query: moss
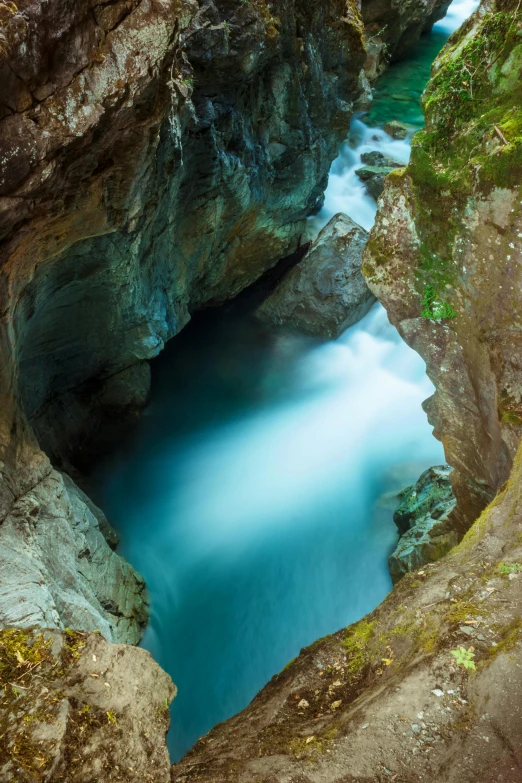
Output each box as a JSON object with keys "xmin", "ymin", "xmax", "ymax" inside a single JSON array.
[
  {"xmin": 62, "ymin": 628, "xmax": 87, "ymax": 665},
  {"xmin": 343, "ymin": 619, "xmax": 375, "ymax": 674},
  {"xmin": 287, "ymin": 727, "xmax": 338, "ymax": 762},
  {"xmin": 444, "ymin": 600, "xmax": 481, "ymax": 626},
  {"xmin": 486, "ymin": 617, "xmax": 522, "ymax": 664}
]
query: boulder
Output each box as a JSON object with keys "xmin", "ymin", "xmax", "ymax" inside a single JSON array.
[
  {"xmin": 388, "ymin": 465, "xmax": 458, "ymax": 584},
  {"xmin": 383, "ymin": 119, "xmax": 416, "ymax": 139},
  {"xmin": 256, "ymin": 214, "xmax": 375, "ymax": 339}
]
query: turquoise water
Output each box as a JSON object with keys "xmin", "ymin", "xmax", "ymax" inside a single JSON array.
[{"xmin": 95, "ymin": 0, "xmax": 476, "ymax": 762}]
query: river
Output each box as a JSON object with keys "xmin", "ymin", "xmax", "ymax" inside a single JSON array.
[{"xmin": 94, "ymin": 0, "xmax": 478, "ymax": 762}]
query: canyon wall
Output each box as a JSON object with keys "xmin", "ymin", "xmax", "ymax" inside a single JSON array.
[
  {"xmin": 364, "ymin": 0, "xmax": 522, "ymax": 530},
  {"xmin": 0, "ymin": 0, "xmax": 449, "ymax": 638}
]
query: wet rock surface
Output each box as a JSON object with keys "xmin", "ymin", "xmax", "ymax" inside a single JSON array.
[
  {"xmin": 389, "ymin": 465, "xmax": 458, "ymax": 583},
  {"xmin": 355, "ymin": 150, "xmax": 404, "ymax": 199},
  {"xmin": 256, "ymin": 213, "xmax": 375, "ymax": 338}
]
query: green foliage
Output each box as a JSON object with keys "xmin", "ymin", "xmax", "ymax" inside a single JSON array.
[
  {"xmin": 343, "ymin": 619, "xmax": 374, "ymax": 673},
  {"xmin": 499, "ymin": 562, "xmax": 522, "ymax": 575},
  {"xmin": 451, "ymin": 646, "xmax": 476, "ymax": 670},
  {"xmin": 420, "ymin": 285, "xmax": 456, "ymax": 320},
  {"xmin": 425, "ymin": 9, "xmax": 522, "ymax": 137}
]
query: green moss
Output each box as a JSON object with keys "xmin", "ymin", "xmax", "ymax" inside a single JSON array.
[
  {"xmin": 287, "ymin": 727, "xmax": 338, "ymax": 761},
  {"xmin": 343, "ymin": 619, "xmax": 375, "ymax": 674},
  {"xmin": 444, "ymin": 600, "xmax": 481, "ymax": 625},
  {"xmin": 486, "ymin": 617, "xmax": 522, "ymax": 663}
]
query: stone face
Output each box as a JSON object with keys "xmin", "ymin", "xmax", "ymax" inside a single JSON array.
[
  {"xmin": 256, "ymin": 213, "xmax": 375, "ymax": 338},
  {"xmin": 172, "ymin": 441, "xmax": 522, "ymax": 782},
  {"xmin": 355, "ymin": 162, "xmax": 402, "ymax": 199},
  {"xmin": 363, "ymin": 0, "xmax": 522, "ymax": 530},
  {"xmin": 361, "ymin": 0, "xmax": 451, "ymax": 70},
  {"xmin": 0, "ymin": 466, "xmax": 148, "ymax": 644},
  {"xmin": 383, "ymin": 119, "xmax": 416, "ymax": 139},
  {"xmin": 0, "ymin": 628, "xmax": 175, "ymax": 782},
  {"xmin": 389, "ymin": 465, "xmax": 458, "ymax": 584}
]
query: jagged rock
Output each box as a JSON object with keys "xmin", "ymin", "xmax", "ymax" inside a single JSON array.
[
  {"xmin": 356, "ymin": 151, "xmax": 405, "ymax": 199},
  {"xmin": 0, "ymin": 628, "xmax": 175, "ymax": 782},
  {"xmin": 172, "ymin": 440, "xmax": 522, "ymax": 783},
  {"xmin": 0, "ymin": 467, "xmax": 148, "ymax": 644},
  {"xmin": 363, "ymin": 0, "xmax": 522, "ymax": 529},
  {"xmin": 361, "ymin": 0, "xmax": 451, "ymax": 75},
  {"xmin": 388, "ymin": 465, "xmax": 458, "ymax": 584},
  {"xmin": 360, "ymin": 151, "xmax": 405, "ymax": 168},
  {"xmin": 355, "ymin": 156, "xmax": 403, "ymax": 199},
  {"xmin": 256, "ymin": 213, "xmax": 375, "ymax": 339},
  {"xmin": 383, "ymin": 119, "xmax": 416, "ymax": 139}
]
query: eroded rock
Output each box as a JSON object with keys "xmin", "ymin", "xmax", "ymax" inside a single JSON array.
[{"xmin": 256, "ymin": 213, "xmax": 374, "ymax": 338}]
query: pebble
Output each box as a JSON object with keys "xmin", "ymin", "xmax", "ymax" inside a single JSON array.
[
  {"xmin": 431, "ymin": 689, "xmax": 444, "ymax": 697},
  {"xmin": 459, "ymin": 625, "xmax": 474, "ymax": 636},
  {"xmin": 411, "ymin": 724, "xmax": 420, "ymax": 734},
  {"xmin": 361, "ymin": 723, "xmax": 370, "ymax": 729}
]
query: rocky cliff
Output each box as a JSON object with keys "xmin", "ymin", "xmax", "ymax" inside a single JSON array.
[{"xmin": 364, "ymin": 0, "xmax": 522, "ymax": 531}]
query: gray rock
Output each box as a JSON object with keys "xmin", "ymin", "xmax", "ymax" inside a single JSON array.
[
  {"xmin": 389, "ymin": 466, "xmax": 459, "ymax": 584},
  {"xmin": 0, "ymin": 465, "xmax": 148, "ymax": 644},
  {"xmin": 360, "ymin": 151, "xmax": 405, "ymax": 168},
  {"xmin": 383, "ymin": 120, "xmax": 417, "ymax": 139},
  {"xmin": 355, "ymin": 164, "xmax": 401, "ymax": 200},
  {"xmin": 256, "ymin": 213, "xmax": 375, "ymax": 339}
]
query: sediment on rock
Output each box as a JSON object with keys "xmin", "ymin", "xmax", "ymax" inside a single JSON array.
[{"xmin": 0, "ymin": 628, "xmax": 175, "ymax": 782}]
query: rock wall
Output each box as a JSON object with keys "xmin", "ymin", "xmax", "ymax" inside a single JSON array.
[{"xmin": 363, "ymin": 0, "xmax": 522, "ymax": 530}]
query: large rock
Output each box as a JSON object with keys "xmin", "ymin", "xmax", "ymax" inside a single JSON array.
[
  {"xmin": 363, "ymin": 0, "xmax": 522, "ymax": 531},
  {"xmin": 355, "ymin": 154, "xmax": 404, "ymax": 199},
  {"xmin": 256, "ymin": 213, "xmax": 375, "ymax": 338},
  {"xmin": 0, "ymin": 628, "xmax": 175, "ymax": 782},
  {"xmin": 389, "ymin": 465, "xmax": 458, "ymax": 583},
  {"xmin": 0, "ymin": 466, "xmax": 148, "ymax": 644}
]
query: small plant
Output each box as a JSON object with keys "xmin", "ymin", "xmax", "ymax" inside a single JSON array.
[
  {"xmin": 499, "ymin": 562, "xmax": 522, "ymax": 574},
  {"xmin": 451, "ymin": 646, "xmax": 476, "ymax": 670},
  {"xmin": 420, "ymin": 284, "xmax": 456, "ymax": 320},
  {"xmin": 106, "ymin": 710, "xmax": 117, "ymax": 725}
]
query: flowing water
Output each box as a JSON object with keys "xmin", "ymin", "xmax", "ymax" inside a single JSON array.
[{"xmin": 95, "ymin": 0, "xmax": 478, "ymax": 762}]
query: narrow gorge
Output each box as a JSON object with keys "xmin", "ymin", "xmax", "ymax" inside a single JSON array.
[{"xmin": 0, "ymin": 0, "xmax": 521, "ymax": 781}]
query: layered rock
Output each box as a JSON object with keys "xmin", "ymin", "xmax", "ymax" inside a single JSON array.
[
  {"xmin": 0, "ymin": 627, "xmax": 175, "ymax": 782},
  {"xmin": 1, "ymin": 0, "xmax": 370, "ymax": 638},
  {"xmin": 256, "ymin": 213, "xmax": 374, "ymax": 338},
  {"xmin": 363, "ymin": 0, "xmax": 522, "ymax": 530},
  {"xmin": 0, "ymin": 469, "xmax": 148, "ymax": 643},
  {"xmin": 389, "ymin": 464, "xmax": 458, "ymax": 583},
  {"xmin": 172, "ymin": 441, "xmax": 522, "ymax": 782},
  {"xmin": 355, "ymin": 150, "xmax": 404, "ymax": 199}
]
